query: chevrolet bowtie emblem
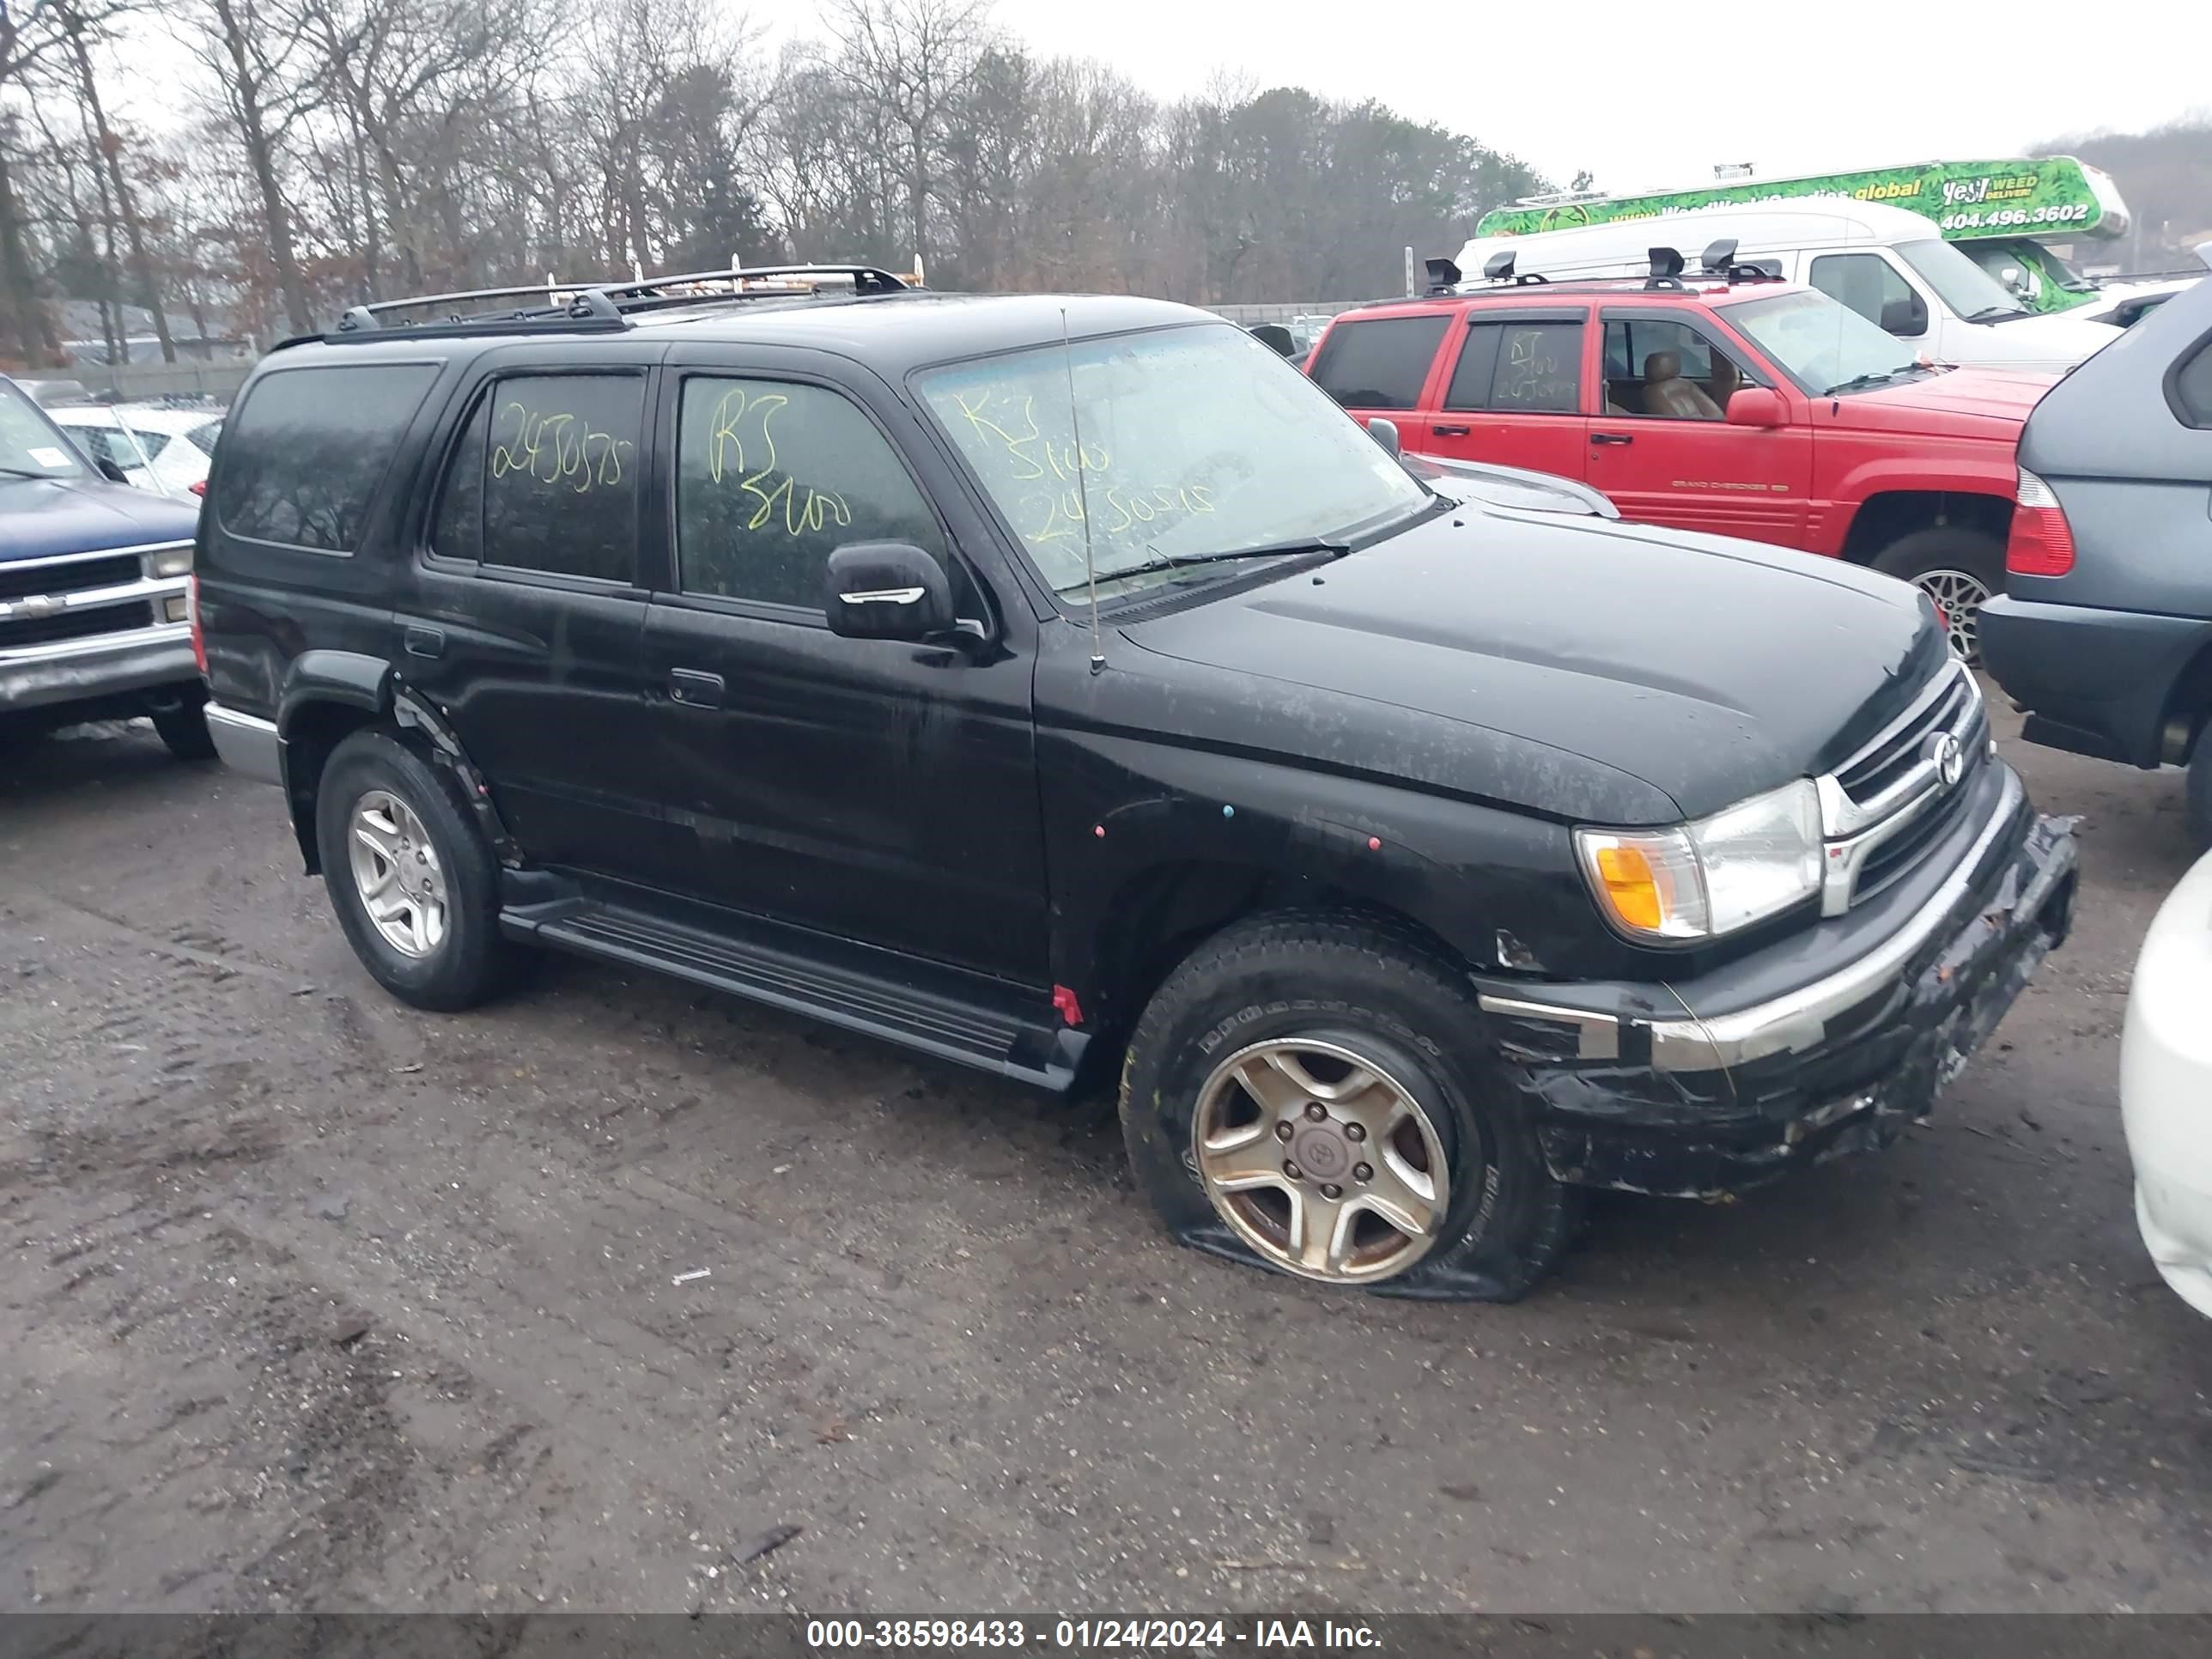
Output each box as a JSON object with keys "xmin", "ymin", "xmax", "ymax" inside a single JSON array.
[{"xmin": 7, "ymin": 594, "xmax": 64, "ymax": 620}]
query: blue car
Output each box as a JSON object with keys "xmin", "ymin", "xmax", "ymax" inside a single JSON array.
[{"xmin": 2, "ymin": 374, "xmax": 210, "ymax": 757}]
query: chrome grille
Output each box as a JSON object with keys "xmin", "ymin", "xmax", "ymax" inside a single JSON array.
[
  {"xmin": 1814, "ymin": 660, "xmax": 1988, "ymax": 915},
  {"xmin": 0, "ymin": 544, "xmax": 185, "ymax": 656}
]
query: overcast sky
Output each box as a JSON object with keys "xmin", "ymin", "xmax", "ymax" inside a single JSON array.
[{"xmin": 988, "ymin": 0, "xmax": 2208, "ymax": 189}]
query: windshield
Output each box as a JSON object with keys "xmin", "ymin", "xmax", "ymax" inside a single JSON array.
[
  {"xmin": 917, "ymin": 324, "xmax": 1428, "ymax": 597},
  {"xmin": 1894, "ymin": 238, "xmax": 2028, "ymax": 319},
  {"xmin": 1724, "ymin": 290, "xmax": 1923, "ymax": 395},
  {"xmin": 0, "ymin": 380, "xmax": 89, "ymax": 480}
]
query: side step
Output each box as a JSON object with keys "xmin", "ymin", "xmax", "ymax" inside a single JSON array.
[{"xmin": 501, "ymin": 896, "xmax": 1088, "ymax": 1091}]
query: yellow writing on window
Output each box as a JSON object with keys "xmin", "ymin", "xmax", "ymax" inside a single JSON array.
[
  {"xmin": 490, "ymin": 399, "xmax": 634, "ymax": 493},
  {"xmin": 951, "ymin": 388, "xmax": 1109, "ymax": 484},
  {"xmin": 701, "ymin": 386, "xmax": 853, "ymax": 538}
]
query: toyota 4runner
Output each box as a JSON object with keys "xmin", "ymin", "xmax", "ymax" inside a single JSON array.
[{"xmin": 196, "ymin": 267, "xmax": 2079, "ymax": 1300}]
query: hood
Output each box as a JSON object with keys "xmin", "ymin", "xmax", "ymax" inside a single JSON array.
[
  {"xmin": 1830, "ymin": 366, "xmax": 2054, "ymax": 435},
  {"xmin": 1120, "ymin": 506, "xmax": 1949, "ymax": 824},
  {"xmin": 1972, "ymin": 307, "xmax": 2124, "ymax": 371},
  {"xmin": 0, "ymin": 475, "xmax": 199, "ymax": 563}
]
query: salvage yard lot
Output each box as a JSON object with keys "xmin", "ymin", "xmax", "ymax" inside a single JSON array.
[{"xmin": 3, "ymin": 699, "xmax": 2209, "ymax": 1613}]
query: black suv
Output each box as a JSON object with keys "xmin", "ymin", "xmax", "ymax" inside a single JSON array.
[{"xmin": 198, "ymin": 266, "xmax": 2080, "ymax": 1300}]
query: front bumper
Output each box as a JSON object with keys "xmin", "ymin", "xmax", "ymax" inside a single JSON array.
[
  {"xmin": 1477, "ymin": 762, "xmax": 2078, "ymax": 1195},
  {"xmin": 0, "ymin": 623, "xmax": 198, "ymax": 716},
  {"xmin": 2120, "ymin": 849, "xmax": 2212, "ymax": 1320}
]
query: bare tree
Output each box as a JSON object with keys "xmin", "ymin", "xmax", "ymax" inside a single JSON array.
[{"xmin": 52, "ymin": 0, "xmax": 177, "ymax": 359}]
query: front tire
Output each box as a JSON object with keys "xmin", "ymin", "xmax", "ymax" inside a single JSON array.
[
  {"xmin": 152, "ymin": 701, "xmax": 217, "ymax": 762},
  {"xmin": 2188, "ymin": 727, "xmax": 2212, "ymax": 855},
  {"xmin": 1118, "ymin": 913, "xmax": 1577, "ymax": 1301},
  {"xmin": 314, "ymin": 728, "xmax": 516, "ymax": 1012},
  {"xmin": 1873, "ymin": 527, "xmax": 2005, "ymax": 665}
]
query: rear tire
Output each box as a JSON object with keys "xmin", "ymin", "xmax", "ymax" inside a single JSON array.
[
  {"xmin": 315, "ymin": 727, "xmax": 517, "ymax": 1012},
  {"xmin": 1118, "ymin": 911, "xmax": 1578, "ymax": 1301},
  {"xmin": 1873, "ymin": 527, "xmax": 2004, "ymax": 665},
  {"xmin": 152, "ymin": 701, "xmax": 217, "ymax": 762}
]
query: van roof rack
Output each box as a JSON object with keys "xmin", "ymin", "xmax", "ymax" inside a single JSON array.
[{"xmin": 315, "ymin": 264, "xmax": 915, "ymax": 345}]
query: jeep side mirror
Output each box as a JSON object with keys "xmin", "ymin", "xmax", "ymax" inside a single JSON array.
[
  {"xmin": 96, "ymin": 457, "xmax": 131, "ymax": 484},
  {"xmin": 824, "ymin": 541, "xmax": 956, "ymax": 641},
  {"xmin": 1366, "ymin": 416, "xmax": 1401, "ymax": 459},
  {"xmin": 1725, "ymin": 387, "xmax": 1785, "ymax": 428},
  {"xmin": 1879, "ymin": 291, "xmax": 1929, "ymax": 337}
]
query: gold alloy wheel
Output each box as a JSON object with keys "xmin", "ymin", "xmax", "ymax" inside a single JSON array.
[{"xmin": 1192, "ymin": 1036, "xmax": 1450, "ymax": 1284}]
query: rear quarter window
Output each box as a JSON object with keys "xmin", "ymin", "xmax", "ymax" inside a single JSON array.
[
  {"xmin": 1309, "ymin": 315, "xmax": 1449, "ymax": 410},
  {"xmin": 215, "ymin": 363, "xmax": 438, "ymax": 551}
]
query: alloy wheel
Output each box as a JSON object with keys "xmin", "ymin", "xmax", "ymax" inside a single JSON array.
[
  {"xmin": 348, "ymin": 789, "xmax": 448, "ymax": 958},
  {"xmin": 1191, "ymin": 1036, "xmax": 1449, "ymax": 1284}
]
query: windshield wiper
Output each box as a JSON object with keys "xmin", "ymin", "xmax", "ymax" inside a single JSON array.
[
  {"xmin": 0, "ymin": 465, "xmax": 51, "ymax": 481},
  {"xmin": 1966, "ymin": 305, "xmax": 2031, "ymax": 324},
  {"xmin": 1823, "ymin": 368, "xmax": 1917, "ymax": 396},
  {"xmin": 1089, "ymin": 538, "xmax": 1351, "ymax": 587}
]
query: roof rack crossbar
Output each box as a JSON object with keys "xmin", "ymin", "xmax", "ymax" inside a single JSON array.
[{"xmin": 333, "ymin": 284, "xmax": 627, "ymax": 337}]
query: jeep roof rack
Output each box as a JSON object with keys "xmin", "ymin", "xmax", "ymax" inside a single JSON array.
[{"xmin": 312, "ymin": 264, "xmax": 915, "ymax": 347}]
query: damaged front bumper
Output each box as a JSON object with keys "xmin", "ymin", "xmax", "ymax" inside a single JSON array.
[{"xmin": 1476, "ymin": 762, "xmax": 2077, "ymax": 1196}]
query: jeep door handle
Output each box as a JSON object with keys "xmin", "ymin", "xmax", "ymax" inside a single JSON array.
[
  {"xmin": 1590, "ymin": 432, "xmax": 1634, "ymax": 447},
  {"xmin": 1431, "ymin": 422, "xmax": 1472, "ymax": 437},
  {"xmin": 403, "ymin": 625, "xmax": 445, "ymax": 659},
  {"xmin": 668, "ymin": 668, "xmax": 725, "ymax": 708}
]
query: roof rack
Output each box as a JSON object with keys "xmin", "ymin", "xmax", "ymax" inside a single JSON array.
[{"xmin": 315, "ymin": 264, "xmax": 915, "ymax": 346}]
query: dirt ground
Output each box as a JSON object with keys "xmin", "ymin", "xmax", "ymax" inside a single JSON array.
[{"xmin": 3, "ymin": 699, "xmax": 2209, "ymax": 1615}]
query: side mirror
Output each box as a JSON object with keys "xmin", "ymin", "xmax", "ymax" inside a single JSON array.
[
  {"xmin": 823, "ymin": 541, "xmax": 956, "ymax": 641},
  {"xmin": 1879, "ymin": 291, "xmax": 1929, "ymax": 337},
  {"xmin": 1725, "ymin": 387, "xmax": 1785, "ymax": 428},
  {"xmin": 1250, "ymin": 324, "xmax": 1296, "ymax": 358},
  {"xmin": 96, "ymin": 457, "xmax": 131, "ymax": 484},
  {"xmin": 1366, "ymin": 416, "xmax": 1401, "ymax": 459}
]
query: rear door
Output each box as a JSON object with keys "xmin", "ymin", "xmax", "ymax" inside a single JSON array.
[
  {"xmin": 1585, "ymin": 307, "xmax": 1812, "ymax": 545},
  {"xmin": 1422, "ymin": 307, "xmax": 1593, "ymax": 480},
  {"xmin": 392, "ymin": 347, "xmax": 669, "ymax": 879}
]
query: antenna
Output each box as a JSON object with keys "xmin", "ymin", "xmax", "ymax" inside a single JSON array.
[{"xmin": 1059, "ymin": 306, "xmax": 1105, "ymax": 675}]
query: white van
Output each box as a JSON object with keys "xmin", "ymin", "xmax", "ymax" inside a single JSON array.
[{"xmin": 1453, "ymin": 200, "xmax": 2122, "ymax": 374}]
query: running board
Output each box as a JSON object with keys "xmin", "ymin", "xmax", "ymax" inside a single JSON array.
[{"xmin": 501, "ymin": 896, "xmax": 1087, "ymax": 1091}]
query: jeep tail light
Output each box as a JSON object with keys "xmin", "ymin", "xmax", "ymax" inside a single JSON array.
[
  {"xmin": 2005, "ymin": 465, "xmax": 2075, "ymax": 577},
  {"xmin": 189, "ymin": 480, "xmax": 207, "ymax": 496},
  {"xmin": 190, "ymin": 573, "xmax": 207, "ymax": 677}
]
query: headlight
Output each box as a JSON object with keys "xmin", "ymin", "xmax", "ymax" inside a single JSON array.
[
  {"xmin": 145, "ymin": 546, "xmax": 192, "ymax": 578},
  {"xmin": 1575, "ymin": 779, "xmax": 1823, "ymax": 942}
]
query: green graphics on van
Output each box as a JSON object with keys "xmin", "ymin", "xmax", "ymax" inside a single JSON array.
[{"xmin": 1477, "ymin": 159, "xmax": 2121, "ymax": 245}]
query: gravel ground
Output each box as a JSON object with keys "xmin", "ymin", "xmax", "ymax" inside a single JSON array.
[{"xmin": 3, "ymin": 702, "xmax": 2209, "ymax": 1615}]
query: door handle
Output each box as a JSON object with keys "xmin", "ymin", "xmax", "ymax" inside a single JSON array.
[
  {"xmin": 1431, "ymin": 422, "xmax": 1471, "ymax": 437},
  {"xmin": 403, "ymin": 625, "xmax": 445, "ymax": 659},
  {"xmin": 668, "ymin": 668, "xmax": 725, "ymax": 708},
  {"xmin": 1590, "ymin": 432, "xmax": 1635, "ymax": 447}
]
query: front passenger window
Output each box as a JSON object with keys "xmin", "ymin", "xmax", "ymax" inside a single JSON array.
[{"xmin": 675, "ymin": 377, "xmax": 945, "ymax": 609}]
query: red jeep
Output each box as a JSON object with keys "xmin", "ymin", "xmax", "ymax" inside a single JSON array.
[{"xmin": 1305, "ymin": 265, "xmax": 2054, "ymax": 659}]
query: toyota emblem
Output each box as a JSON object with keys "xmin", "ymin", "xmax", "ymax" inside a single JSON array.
[{"xmin": 1929, "ymin": 731, "xmax": 1965, "ymax": 788}]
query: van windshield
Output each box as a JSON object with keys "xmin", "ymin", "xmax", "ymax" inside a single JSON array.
[
  {"xmin": 1894, "ymin": 238, "xmax": 2030, "ymax": 322},
  {"xmin": 0, "ymin": 380, "xmax": 89, "ymax": 481},
  {"xmin": 1724, "ymin": 290, "xmax": 1924, "ymax": 396},
  {"xmin": 917, "ymin": 324, "xmax": 1431, "ymax": 598}
]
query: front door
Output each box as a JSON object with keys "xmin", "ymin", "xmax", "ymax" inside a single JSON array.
[
  {"xmin": 640, "ymin": 357, "xmax": 1048, "ymax": 986},
  {"xmin": 393, "ymin": 359, "xmax": 665, "ymax": 878},
  {"xmin": 1419, "ymin": 308, "xmax": 1593, "ymax": 480},
  {"xmin": 1584, "ymin": 309, "xmax": 1812, "ymax": 546}
]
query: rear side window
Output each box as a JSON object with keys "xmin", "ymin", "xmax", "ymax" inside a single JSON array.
[
  {"xmin": 2176, "ymin": 337, "xmax": 2212, "ymax": 428},
  {"xmin": 1309, "ymin": 316, "xmax": 1449, "ymax": 410},
  {"xmin": 216, "ymin": 364, "xmax": 437, "ymax": 551},
  {"xmin": 430, "ymin": 374, "xmax": 647, "ymax": 583},
  {"xmin": 675, "ymin": 376, "xmax": 945, "ymax": 609},
  {"xmin": 126, "ymin": 428, "xmax": 173, "ymax": 461},
  {"xmin": 187, "ymin": 420, "xmax": 224, "ymax": 453},
  {"xmin": 1444, "ymin": 320, "xmax": 1584, "ymax": 413}
]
